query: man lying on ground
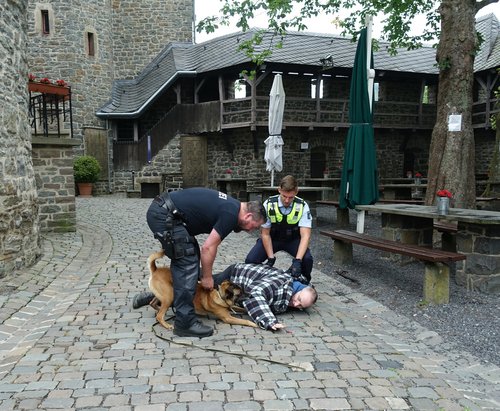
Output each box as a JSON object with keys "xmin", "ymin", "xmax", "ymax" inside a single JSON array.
[
  {"xmin": 133, "ymin": 263, "xmax": 317, "ymax": 331},
  {"xmin": 213, "ymin": 263, "xmax": 318, "ymax": 331}
]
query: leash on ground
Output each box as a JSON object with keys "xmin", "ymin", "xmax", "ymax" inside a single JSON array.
[
  {"xmin": 151, "ymin": 321, "xmax": 308, "ymax": 370},
  {"xmin": 335, "ymin": 269, "xmax": 360, "ymax": 284}
]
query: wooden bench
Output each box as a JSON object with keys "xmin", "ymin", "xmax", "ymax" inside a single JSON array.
[{"xmin": 320, "ymin": 229, "xmax": 466, "ymax": 304}]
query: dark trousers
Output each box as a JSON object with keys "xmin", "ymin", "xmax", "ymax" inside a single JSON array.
[
  {"xmin": 146, "ymin": 201, "xmax": 200, "ymax": 329},
  {"xmin": 245, "ymin": 237, "xmax": 313, "ymax": 282}
]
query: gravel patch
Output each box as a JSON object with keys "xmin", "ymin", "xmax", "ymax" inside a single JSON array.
[{"xmin": 310, "ymin": 205, "xmax": 499, "ymax": 366}]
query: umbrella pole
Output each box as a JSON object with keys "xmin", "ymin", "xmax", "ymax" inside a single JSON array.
[
  {"xmin": 271, "ymin": 170, "xmax": 275, "ymax": 187},
  {"xmin": 356, "ymin": 211, "xmax": 365, "ymax": 233}
]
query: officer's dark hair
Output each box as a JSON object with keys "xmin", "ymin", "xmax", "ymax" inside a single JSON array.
[
  {"xmin": 279, "ymin": 175, "xmax": 298, "ymax": 191},
  {"xmin": 247, "ymin": 201, "xmax": 267, "ymax": 222}
]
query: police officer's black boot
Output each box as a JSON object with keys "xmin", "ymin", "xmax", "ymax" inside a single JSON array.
[
  {"xmin": 132, "ymin": 291, "xmax": 155, "ymax": 309},
  {"xmin": 173, "ymin": 320, "xmax": 213, "ymax": 338},
  {"xmin": 171, "ymin": 258, "xmax": 213, "ymax": 338}
]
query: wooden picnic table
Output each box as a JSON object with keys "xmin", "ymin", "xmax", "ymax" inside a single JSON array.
[
  {"xmin": 379, "ymin": 183, "xmax": 427, "ymax": 200},
  {"xmin": 355, "ymin": 203, "xmax": 500, "ymax": 293},
  {"xmin": 253, "ymin": 186, "xmax": 334, "ymax": 201}
]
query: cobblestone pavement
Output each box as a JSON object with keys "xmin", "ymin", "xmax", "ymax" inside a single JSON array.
[{"xmin": 0, "ymin": 196, "xmax": 499, "ymax": 410}]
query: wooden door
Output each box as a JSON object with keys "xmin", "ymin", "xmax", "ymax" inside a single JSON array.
[{"xmin": 181, "ymin": 135, "xmax": 207, "ymax": 187}]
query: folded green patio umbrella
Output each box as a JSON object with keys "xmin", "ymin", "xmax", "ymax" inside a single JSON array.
[{"xmin": 339, "ymin": 27, "xmax": 379, "ymax": 209}]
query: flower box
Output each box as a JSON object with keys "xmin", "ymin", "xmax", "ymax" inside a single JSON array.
[{"xmin": 28, "ymin": 81, "xmax": 70, "ymax": 97}]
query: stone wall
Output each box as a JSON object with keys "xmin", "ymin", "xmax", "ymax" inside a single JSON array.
[
  {"xmin": 123, "ymin": 124, "xmax": 434, "ymax": 198},
  {"xmin": 32, "ymin": 138, "xmax": 79, "ymax": 232},
  {"xmin": 456, "ymin": 223, "xmax": 500, "ymax": 293},
  {"xmin": 0, "ymin": 0, "xmax": 40, "ymax": 277}
]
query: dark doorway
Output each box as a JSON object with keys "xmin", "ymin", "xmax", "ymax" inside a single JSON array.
[
  {"xmin": 403, "ymin": 150, "xmax": 415, "ymax": 178},
  {"xmin": 141, "ymin": 183, "xmax": 160, "ymax": 198},
  {"xmin": 310, "ymin": 150, "xmax": 326, "ymax": 178}
]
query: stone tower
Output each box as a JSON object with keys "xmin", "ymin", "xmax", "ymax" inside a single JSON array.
[
  {"xmin": 0, "ymin": 0, "xmax": 194, "ymax": 276},
  {"xmin": 27, "ymin": 0, "xmax": 195, "ymax": 140},
  {"xmin": 0, "ymin": 0, "xmax": 40, "ymax": 278}
]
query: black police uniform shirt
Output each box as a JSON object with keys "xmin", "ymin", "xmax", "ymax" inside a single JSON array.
[{"xmin": 169, "ymin": 188, "xmax": 241, "ymax": 239}]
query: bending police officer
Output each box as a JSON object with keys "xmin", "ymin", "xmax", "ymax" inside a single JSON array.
[{"xmin": 139, "ymin": 188, "xmax": 266, "ymax": 338}]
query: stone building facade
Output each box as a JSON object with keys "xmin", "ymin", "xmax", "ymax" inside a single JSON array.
[
  {"xmin": 0, "ymin": 0, "xmax": 40, "ymax": 277},
  {"xmin": 24, "ymin": 0, "xmax": 194, "ymax": 219},
  {"xmin": 0, "ymin": 0, "xmax": 194, "ymax": 275},
  {"xmin": 27, "ymin": 0, "xmax": 194, "ymax": 140}
]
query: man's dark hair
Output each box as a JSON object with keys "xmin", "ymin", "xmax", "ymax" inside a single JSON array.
[{"xmin": 247, "ymin": 200, "xmax": 267, "ymax": 222}]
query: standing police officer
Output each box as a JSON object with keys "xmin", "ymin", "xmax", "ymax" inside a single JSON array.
[
  {"xmin": 136, "ymin": 188, "xmax": 266, "ymax": 338},
  {"xmin": 245, "ymin": 175, "xmax": 313, "ymax": 283}
]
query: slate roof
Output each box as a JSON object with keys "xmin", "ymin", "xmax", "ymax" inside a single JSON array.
[
  {"xmin": 475, "ymin": 13, "xmax": 500, "ymax": 72},
  {"xmin": 97, "ymin": 14, "xmax": 499, "ymax": 118}
]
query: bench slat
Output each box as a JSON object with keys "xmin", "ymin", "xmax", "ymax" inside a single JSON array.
[{"xmin": 320, "ymin": 229, "xmax": 465, "ymax": 262}]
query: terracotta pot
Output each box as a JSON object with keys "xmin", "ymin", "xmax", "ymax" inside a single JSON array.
[{"xmin": 77, "ymin": 183, "xmax": 93, "ymax": 197}]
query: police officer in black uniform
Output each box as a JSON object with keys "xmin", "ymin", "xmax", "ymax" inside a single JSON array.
[
  {"xmin": 135, "ymin": 188, "xmax": 266, "ymax": 338},
  {"xmin": 245, "ymin": 175, "xmax": 314, "ymax": 283}
]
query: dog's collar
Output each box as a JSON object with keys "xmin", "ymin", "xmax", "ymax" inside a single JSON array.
[{"xmin": 215, "ymin": 288, "xmax": 230, "ymax": 307}]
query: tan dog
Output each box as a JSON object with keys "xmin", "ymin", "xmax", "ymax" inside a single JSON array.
[{"xmin": 147, "ymin": 250, "xmax": 257, "ymax": 330}]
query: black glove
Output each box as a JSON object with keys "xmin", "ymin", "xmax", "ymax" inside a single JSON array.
[
  {"xmin": 289, "ymin": 258, "xmax": 302, "ymax": 279},
  {"xmin": 265, "ymin": 257, "xmax": 276, "ymax": 267}
]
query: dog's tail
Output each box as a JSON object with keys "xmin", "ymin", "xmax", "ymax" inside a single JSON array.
[{"xmin": 147, "ymin": 249, "xmax": 165, "ymax": 273}]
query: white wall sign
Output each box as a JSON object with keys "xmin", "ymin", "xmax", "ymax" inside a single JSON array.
[{"xmin": 448, "ymin": 114, "xmax": 462, "ymax": 132}]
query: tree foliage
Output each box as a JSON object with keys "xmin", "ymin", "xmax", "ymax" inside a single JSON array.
[{"xmin": 198, "ymin": 0, "xmax": 499, "ymax": 208}]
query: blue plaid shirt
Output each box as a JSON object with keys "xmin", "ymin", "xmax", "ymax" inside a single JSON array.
[{"xmin": 229, "ymin": 263, "xmax": 294, "ymax": 330}]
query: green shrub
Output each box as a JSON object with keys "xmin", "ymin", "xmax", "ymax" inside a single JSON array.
[{"xmin": 73, "ymin": 155, "xmax": 101, "ymax": 183}]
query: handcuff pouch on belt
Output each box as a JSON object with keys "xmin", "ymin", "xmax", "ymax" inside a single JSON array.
[{"xmin": 154, "ymin": 195, "xmax": 194, "ymax": 259}]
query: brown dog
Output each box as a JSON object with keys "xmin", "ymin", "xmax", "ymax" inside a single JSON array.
[{"xmin": 147, "ymin": 250, "xmax": 257, "ymax": 330}]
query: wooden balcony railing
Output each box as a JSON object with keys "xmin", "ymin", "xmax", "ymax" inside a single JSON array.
[
  {"xmin": 221, "ymin": 96, "xmax": 438, "ymax": 130},
  {"xmin": 114, "ymin": 95, "xmax": 498, "ymax": 171}
]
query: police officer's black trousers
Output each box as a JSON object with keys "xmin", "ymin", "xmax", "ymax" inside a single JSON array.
[{"xmin": 146, "ymin": 202, "xmax": 200, "ymax": 329}]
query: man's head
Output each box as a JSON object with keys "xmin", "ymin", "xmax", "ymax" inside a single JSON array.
[
  {"xmin": 289, "ymin": 286, "xmax": 318, "ymax": 309},
  {"xmin": 278, "ymin": 175, "xmax": 298, "ymax": 207},
  {"xmin": 238, "ymin": 201, "xmax": 267, "ymax": 231}
]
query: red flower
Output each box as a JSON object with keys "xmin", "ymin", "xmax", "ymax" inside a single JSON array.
[
  {"xmin": 28, "ymin": 73, "xmax": 36, "ymax": 81},
  {"xmin": 414, "ymin": 172, "xmax": 423, "ymax": 178},
  {"xmin": 225, "ymin": 169, "xmax": 232, "ymax": 174},
  {"xmin": 56, "ymin": 79, "xmax": 67, "ymax": 86},
  {"xmin": 40, "ymin": 77, "xmax": 51, "ymax": 84},
  {"xmin": 437, "ymin": 189, "xmax": 452, "ymax": 198}
]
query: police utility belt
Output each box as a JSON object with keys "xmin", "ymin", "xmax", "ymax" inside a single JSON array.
[{"xmin": 153, "ymin": 195, "xmax": 195, "ymax": 259}]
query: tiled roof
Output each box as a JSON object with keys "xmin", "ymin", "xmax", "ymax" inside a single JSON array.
[
  {"xmin": 475, "ymin": 13, "xmax": 500, "ymax": 72},
  {"xmin": 97, "ymin": 15, "xmax": 499, "ymax": 118}
]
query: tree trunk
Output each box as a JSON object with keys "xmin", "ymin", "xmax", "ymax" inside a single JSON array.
[{"xmin": 425, "ymin": 0, "xmax": 477, "ymax": 209}]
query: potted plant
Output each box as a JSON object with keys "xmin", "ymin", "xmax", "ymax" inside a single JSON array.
[{"xmin": 73, "ymin": 155, "xmax": 101, "ymax": 197}]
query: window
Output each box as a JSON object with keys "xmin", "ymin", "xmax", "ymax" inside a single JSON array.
[
  {"xmin": 311, "ymin": 79, "xmax": 323, "ymax": 98},
  {"xmin": 116, "ymin": 120, "xmax": 135, "ymax": 142},
  {"xmin": 87, "ymin": 32, "xmax": 95, "ymax": 56},
  {"xmin": 41, "ymin": 10, "xmax": 50, "ymax": 34},
  {"xmin": 422, "ymin": 85, "xmax": 429, "ymax": 104},
  {"xmin": 373, "ymin": 82, "xmax": 379, "ymax": 102},
  {"xmin": 234, "ymin": 80, "xmax": 246, "ymax": 99}
]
